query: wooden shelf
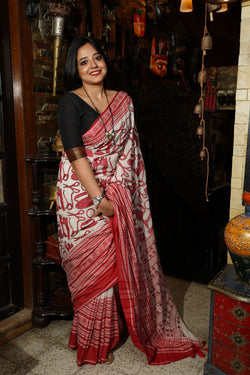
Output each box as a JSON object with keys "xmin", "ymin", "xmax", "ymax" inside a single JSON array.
[{"xmin": 25, "ymin": 154, "xmax": 72, "ymax": 328}]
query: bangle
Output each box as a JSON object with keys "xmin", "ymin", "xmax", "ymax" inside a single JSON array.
[{"xmin": 92, "ymin": 194, "xmax": 105, "ymax": 206}]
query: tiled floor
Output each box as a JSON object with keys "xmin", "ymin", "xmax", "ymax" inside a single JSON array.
[{"xmin": 0, "ymin": 276, "xmax": 211, "ymax": 375}]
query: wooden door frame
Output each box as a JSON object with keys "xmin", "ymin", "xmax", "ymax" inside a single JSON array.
[{"xmin": 8, "ymin": 0, "xmax": 37, "ymax": 310}]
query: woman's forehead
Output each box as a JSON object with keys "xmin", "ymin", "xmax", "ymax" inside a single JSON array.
[{"xmin": 77, "ymin": 43, "xmax": 98, "ymax": 59}]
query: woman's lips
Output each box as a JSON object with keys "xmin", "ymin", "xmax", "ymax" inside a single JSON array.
[{"xmin": 90, "ymin": 70, "xmax": 101, "ymax": 76}]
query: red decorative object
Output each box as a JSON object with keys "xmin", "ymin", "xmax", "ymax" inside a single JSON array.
[
  {"xmin": 133, "ymin": 8, "xmax": 146, "ymax": 37},
  {"xmin": 213, "ymin": 292, "xmax": 250, "ymax": 328},
  {"xmin": 212, "ymin": 342, "xmax": 250, "ymax": 375},
  {"xmin": 213, "ymin": 316, "xmax": 250, "ymax": 355},
  {"xmin": 149, "ymin": 37, "xmax": 169, "ymax": 77},
  {"xmin": 204, "ymin": 265, "xmax": 250, "ymax": 375}
]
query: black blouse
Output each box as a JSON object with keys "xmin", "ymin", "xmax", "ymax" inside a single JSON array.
[{"xmin": 58, "ymin": 91, "xmax": 99, "ymax": 151}]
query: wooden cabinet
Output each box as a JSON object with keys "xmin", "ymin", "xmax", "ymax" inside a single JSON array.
[
  {"xmin": 204, "ymin": 265, "xmax": 250, "ymax": 375},
  {"xmin": 25, "ymin": 155, "xmax": 73, "ymax": 328}
]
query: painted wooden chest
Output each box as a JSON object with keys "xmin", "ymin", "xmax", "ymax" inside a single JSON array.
[{"xmin": 204, "ymin": 264, "xmax": 250, "ymax": 375}]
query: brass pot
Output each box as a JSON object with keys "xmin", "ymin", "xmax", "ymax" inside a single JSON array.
[{"xmin": 224, "ymin": 191, "xmax": 250, "ymax": 284}]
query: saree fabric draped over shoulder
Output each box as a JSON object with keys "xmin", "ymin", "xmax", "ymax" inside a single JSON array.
[{"xmin": 56, "ymin": 91, "xmax": 201, "ymax": 366}]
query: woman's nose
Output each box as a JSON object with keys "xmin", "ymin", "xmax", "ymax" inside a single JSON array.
[{"xmin": 90, "ymin": 58, "xmax": 97, "ymax": 68}]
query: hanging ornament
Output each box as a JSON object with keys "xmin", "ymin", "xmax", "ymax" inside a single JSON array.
[
  {"xmin": 133, "ymin": 8, "xmax": 146, "ymax": 37},
  {"xmin": 207, "ymin": 3, "xmax": 221, "ymax": 20},
  {"xmin": 201, "ymin": 32, "xmax": 213, "ymax": 51},
  {"xmin": 194, "ymin": 103, "xmax": 202, "ymax": 116},
  {"xmin": 198, "ymin": 69, "xmax": 207, "ymax": 84},
  {"xmin": 200, "ymin": 149, "xmax": 206, "ymax": 159},
  {"xmin": 196, "ymin": 126, "xmax": 204, "ymax": 137}
]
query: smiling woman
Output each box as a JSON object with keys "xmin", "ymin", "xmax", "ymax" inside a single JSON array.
[
  {"xmin": 77, "ymin": 43, "xmax": 107, "ymax": 87},
  {"xmin": 56, "ymin": 35, "xmax": 202, "ymax": 367}
]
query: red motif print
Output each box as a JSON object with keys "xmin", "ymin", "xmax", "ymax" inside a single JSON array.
[{"xmin": 56, "ymin": 91, "xmax": 201, "ymax": 366}]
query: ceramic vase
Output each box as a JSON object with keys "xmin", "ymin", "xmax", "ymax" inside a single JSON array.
[{"xmin": 224, "ymin": 191, "xmax": 250, "ymax": 284}]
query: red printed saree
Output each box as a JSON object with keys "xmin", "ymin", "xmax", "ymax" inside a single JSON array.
[{"xmin": 56, "ymin": 91, "xmax": 201, "ymax": 366}]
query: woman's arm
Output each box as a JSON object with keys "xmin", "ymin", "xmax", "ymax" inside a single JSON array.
[{"xmin": 71, "ymin": 157, "xmax": 114, "ymax": 217}]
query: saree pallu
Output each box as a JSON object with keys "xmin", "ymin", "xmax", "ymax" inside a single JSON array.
[{"xmin": 56, "ymin": 91, "xmax": 201, "ymax": 366}]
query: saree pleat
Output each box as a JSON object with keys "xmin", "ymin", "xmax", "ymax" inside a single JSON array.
[
  {"xmin": 57, "ymin": 91, "xmax": 201, "ymax": 366},
  {"xmin": 69, "ymin": 287, "xmax": 123, "ymax": 365},
  {"xmin": 106, "ymin": 183, "xmax": 201, "ymax": 365},
  {"xmin": 61, "ymin": 221, "xmax": 118, "ymax": 313}
]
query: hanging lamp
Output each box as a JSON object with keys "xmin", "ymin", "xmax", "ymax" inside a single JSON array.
[
  {"xmin": 180, "ymin": 0, "xmax": 193, "ymax": 13},
  {"xmin": 206, "ymin": 0, "xmax": 238, "ymax": 3},
  {"xmin": 216, "ymin": 3, "xmax": 228, "ymax": 12}
]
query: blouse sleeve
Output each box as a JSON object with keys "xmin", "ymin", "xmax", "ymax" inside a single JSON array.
[{"xmin": 58, "ymin": 92, "xmax": 84, "ymax": 151}]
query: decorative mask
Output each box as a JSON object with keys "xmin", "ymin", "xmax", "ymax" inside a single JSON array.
[
  {"xmin": 149, "ymin": 38, "xmax": 169, "ymax": 77},
  {"xmin": 133, "ymin": 8, "xmax": 146, "ymax": 37}
]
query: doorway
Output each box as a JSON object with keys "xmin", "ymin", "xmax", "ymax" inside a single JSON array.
[{"xmin": 0, "ymin": 0, "xmax": 23, "ymax": 321}]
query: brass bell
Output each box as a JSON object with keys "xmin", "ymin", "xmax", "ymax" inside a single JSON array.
[
  {"xmin": 200, "ymin": 149, "xmax": 206, "ymax": 160},
  {"xmin": 201, "ymin": 34, "xmax": 213, "ymax": 50},
  {"xmin": 198, "ymin": 70, "xmax": 207, "ymax": 84},
  {"xmin": 194, "ymin": 103, "xmax": 202, "ymax": 116},
  {"xmin": 196, "ymin": 126, "xmax": 203, "ymax": 137}
]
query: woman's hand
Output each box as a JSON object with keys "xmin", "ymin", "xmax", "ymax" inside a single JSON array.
[{"xmin": 94, "ymin": 197, "xmax": 114, "ymax": 217}]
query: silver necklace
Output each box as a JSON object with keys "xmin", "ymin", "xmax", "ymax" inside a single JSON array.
[{"xmin": 82, "ymin": 86, "xmax": 115, "ymax": 141}]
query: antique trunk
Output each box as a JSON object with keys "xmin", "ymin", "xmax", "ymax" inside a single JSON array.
[{"xmin": 204, "ymin": 265, "xmax": 250, "ymax": 375}]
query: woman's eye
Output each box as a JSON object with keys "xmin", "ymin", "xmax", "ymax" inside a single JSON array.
[
  {"xmin": 80, "ymin": 60, "xmax": 87, "ymax": 66},
  {"xmin": 96, "ymin": 55, "xmax": 103, "ymax": 61}
]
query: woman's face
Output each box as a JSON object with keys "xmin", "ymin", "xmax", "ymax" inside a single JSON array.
[{"xmin": 77, "ymin": 43, "xmax": 107, "ymax": 86}]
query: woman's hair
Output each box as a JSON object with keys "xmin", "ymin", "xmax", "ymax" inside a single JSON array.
[{"xmin": 64, "ymin": 35, "xmax": 107, "ymax": 90}]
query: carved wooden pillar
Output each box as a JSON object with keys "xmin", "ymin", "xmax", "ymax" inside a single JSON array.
[{"xmin": 91, "ymin": 0, "xmax": 103, "ymax": 39}]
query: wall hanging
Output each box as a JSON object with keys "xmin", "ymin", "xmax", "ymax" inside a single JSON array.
[
  {"xmin": 187, "ymin": 0, "xmax": 239, "ymax": 200},
  {"xmin": 133, "ymin": 8, "xmax": 146, "ymax": 38},
  {"xmin": 149, "ymin": 37, "xmax": 169, "ymax": 77}
]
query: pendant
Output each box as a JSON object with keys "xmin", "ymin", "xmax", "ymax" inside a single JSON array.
[{"xmin": 105, "ymin": 131, "xmax": 115, "ymax": 141}]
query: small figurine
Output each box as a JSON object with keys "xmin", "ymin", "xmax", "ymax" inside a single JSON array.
[{"xmin": 204, "ymin": 66, "xmax": 220, "ymax": 111}]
